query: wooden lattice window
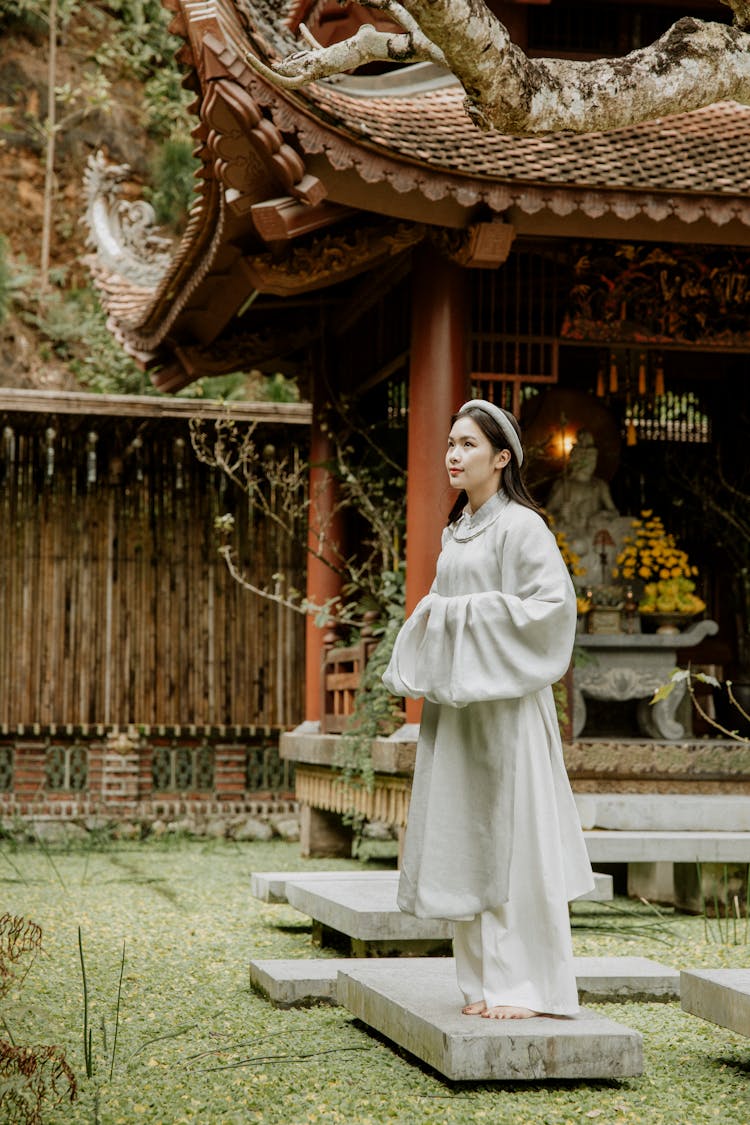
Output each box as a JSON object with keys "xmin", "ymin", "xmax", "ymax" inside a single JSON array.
[
  {"xmin": 45, "ymin": 745, "xmax": 87, "ymax": 792},
  {"xmin": 245, "ymin": 739, "xmax": 294, "ymax": 793},
  {"xmin": 151, "ymin": 745, "xmax": 214, "ymax": 793},
  {"xmin": 470, "ymin": 246, "xmax": 567, "ymax": 413}
]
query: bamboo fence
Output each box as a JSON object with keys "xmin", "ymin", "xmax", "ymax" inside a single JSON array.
[{"xmin": 0, "ymin": 413, "xmax": 306, "ymax": 730}]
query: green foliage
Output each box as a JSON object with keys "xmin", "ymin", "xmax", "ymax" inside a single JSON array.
[
  {"xmin": 89, "ymin": 0, "xmax": 194, "ymax": 138},
  {"xmin": 0, "ymin": 0, "xmax": 80, "ymax": 35},
  {"xmin": 263, "ymin": 371, "xmax": 301, "ymax": 403},
  {"xmin": 144, "ymin": 137, "xmax": 199, "ymax": 228},
  {"xmin": 141, "ymin": 66, "xmax": 194, "ymax": 141},
  {"xmin": 5, "ymin": 838, "xmax": 750, "ymax": 1125},
  {"xmin": 1, "ymin": 0, "xmax": 193, "ymax": 139},
  {"xmin": 178, "ymin": 370, "xmax": 300, "ymax": 402},
  {"xmin": 552, "ymin": 677, "xmax": 568, "ymax": 732},
  {"xmin": 0, "ymin": 237, "xmax": 12, "ymax": 325},
  {"xmin": 335, "ymin": 571, "xmax": 406, "ymax": 800},
  {"xmin": 695, "ymin": 862, "xmax": 750, "ymax": 945},
  {"xmin": 21, "ymin": 284, "xmax": 154, "ymax": 394}
]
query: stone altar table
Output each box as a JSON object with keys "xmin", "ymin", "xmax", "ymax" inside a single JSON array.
[{"xmin": 573, "ymin": 620, "xmax": 718, "ymax": 739}]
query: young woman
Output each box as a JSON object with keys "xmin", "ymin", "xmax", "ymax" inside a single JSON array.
[{"xmin": 383, "ymin": 399, "xmax": 594, "ymax": 1019}]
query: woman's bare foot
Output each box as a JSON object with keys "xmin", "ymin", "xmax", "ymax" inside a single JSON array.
[
  {"xmin": 481, "ymin": 1005, "xmax": 538, "ymax": 1020},
  {"xmin": 461, "ymin": 1000, "xmax": 487, "ymax": 1015}
]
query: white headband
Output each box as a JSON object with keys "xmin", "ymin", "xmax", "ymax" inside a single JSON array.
[{"xmin": 457, "ymin": 399, "xmax": 524, "ymax": 466}]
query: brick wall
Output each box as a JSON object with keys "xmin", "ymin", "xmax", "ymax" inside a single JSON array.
[{"xmin": 0, "ymin": 727, "xmax": 295, "ymax": 824}]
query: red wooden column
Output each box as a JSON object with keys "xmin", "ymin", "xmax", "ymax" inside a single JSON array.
[
  {"xmin": 405, "ymin": 248, "xmax": 468, "ymax": 722},
  {"xmin": 304, "ymin": 419, "xmax": 344, "ymax": 722}
]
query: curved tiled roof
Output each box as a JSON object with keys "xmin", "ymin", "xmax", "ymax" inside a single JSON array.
[
  {"xmin": 227, "ymin": 0, "xmax": 750, "ymax": 225},
  {"xmin": 83, "ymin": 0, "xmax": 750, "ymax": 387},
  {"xmin": 306, "ymin": 83, "xmax": 750, "ymax": 197},
  {"xmin": 251, "ymin": 77, "xmax": 750, "ymax": 225}
]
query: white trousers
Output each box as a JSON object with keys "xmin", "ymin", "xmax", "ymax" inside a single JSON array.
[{"xmin": 452, "ymin": 712, "xmax": 583, "ymax": 1015}]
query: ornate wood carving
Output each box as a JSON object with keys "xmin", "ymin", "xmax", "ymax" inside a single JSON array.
[
  {"xmin": 240, "ymin": 220, "xmax": 424, "ymax": 296},
  {"xmin": 170, "ymin": 324, "xmax": 320, "ymax": 380},
  {"xmin": 251, "ymin": 196, "xmax": 355, "ymax": 242},
  {"xmin": 200, "ymin": 40, "xmax": 326, "ymax": 208},
  {"xmin": 431, "ymin": 221, "xmax": 516, "ymax": 268},
  {"xmin": 562, "ymin": 242, "xmax": 750, "ymax": 348}
]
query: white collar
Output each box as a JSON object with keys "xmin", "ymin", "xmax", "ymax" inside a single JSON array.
[{"xmin": 452, "ymin": 491, "xmax": 509, "ymax": 542}]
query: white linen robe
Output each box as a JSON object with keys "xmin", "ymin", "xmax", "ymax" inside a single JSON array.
[{"xmin": 382, "ymin": 491, "xmax": 593, "ymax": 922}]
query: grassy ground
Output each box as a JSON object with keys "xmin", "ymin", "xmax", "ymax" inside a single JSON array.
[{"xmin": 2, "ymin": 837, "xmax": 749, "ymax": 1124}]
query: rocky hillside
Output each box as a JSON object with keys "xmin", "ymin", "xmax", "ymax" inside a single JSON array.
[{"xmin": 0, "ymin": 2, "xmax": 191, "ymax": 390}]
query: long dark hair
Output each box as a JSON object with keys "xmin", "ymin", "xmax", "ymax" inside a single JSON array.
[{"xmin": 447, "ymin": 405, "xmax": 548, "ymax": 527}]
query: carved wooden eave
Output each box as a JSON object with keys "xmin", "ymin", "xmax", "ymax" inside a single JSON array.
[
  {"xmin": 203, "ymin": 2, "xmax": 750, "ymax": 238},
  {"xmin": 250, "ymin": 78, "xmax": 750, "ymax": 234},
  {"xmin": 82, "ymin": 0, "xmax": 750, "ymax": 392},
  {"xmin": 240, "ymin": 219, "xmax": 423, "ymax": 295}
]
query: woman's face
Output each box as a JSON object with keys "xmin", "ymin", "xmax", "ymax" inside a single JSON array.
[{"xmin": 446, "ymin": 415, "xmax": 508, "ymax": 510}]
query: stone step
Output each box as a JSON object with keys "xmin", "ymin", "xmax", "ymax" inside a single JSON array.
[
  {"xmin": 249, "ymin": 954, "xmax": 680, "ymax": 1008},
  {"xmin": 576, "ymin": 794, "xmax": 750, "ymax": 832},
  {"xmin": 267, "ymin": 871, "xmax": 611, "ymax": 956},
  {"xmin": 583, "ymin": 830, "xmax": 750, "ymax": 863},
  {"xmin": 681, "ymin": 969, "xmax": 750, "ymax": 1037},
  {"xmin": 577, "ymin": 871, "xmax": 614, "ymax": 901},
  {"xmin": 285, "ymin": 875, "xmax": 452, "ymax": 955},
  {"xmin": 251, "ymin": 868, "xmax": 397, "ymax": 904},
  {"xmin": 252, "ymin": 868, "xmax": 612, "ymax": 907},
  {"xmin": 337, "ymin": 960, "xmax": 643, "ymax": 1081}
]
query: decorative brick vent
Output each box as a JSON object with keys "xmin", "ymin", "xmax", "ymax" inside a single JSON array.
[
  {"xmin": 0, "ymin": 727, "xmax": 296, "ymax": 826},
  {"xmin": 152, "ymin": 745, "xmax": 215, "ymax": 793},
  {"xmin": 45, "ymin": 745, "xmax": 88, "ymax": 792},
  {"xmin": 0, "ymin": 748, "xmax": 13, "ymax": 791}
]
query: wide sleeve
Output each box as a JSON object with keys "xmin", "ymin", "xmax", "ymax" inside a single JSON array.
[{"xmin": 382, "ymin": 515, "xmax": 576, "ymax": 707}]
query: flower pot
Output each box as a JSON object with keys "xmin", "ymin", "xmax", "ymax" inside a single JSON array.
[
  {"xmin": 651, "ymin": 612, "xmax": 697, "ymax": 635},
  {"xmin": 639, "ymin": 611, "xmax": 698, "ymax": 634}
]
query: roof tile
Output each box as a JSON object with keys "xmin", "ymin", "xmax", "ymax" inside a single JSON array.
[{"xmin": 299, "ymin": 82, "xmax": 750, "ymax": 198}]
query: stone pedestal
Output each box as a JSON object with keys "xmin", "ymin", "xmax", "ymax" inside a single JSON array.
[
  {"xmin": 627, "ymin": 861, "xmax": 676, "ymax": 904},
  {"xmin": 573, "ymin": 621, "xmax": 718, "ymax": 739},
  {"xmin": 672, "ymin": 861, "xmax": 749, "ymax": 915},
  {"xmin": 300, "ymin": 805, "xmax": 353, "ymax": 858}
]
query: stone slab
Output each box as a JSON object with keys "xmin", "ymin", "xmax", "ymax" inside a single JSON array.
[
  {"xmin": 285, "ymin": 876, "xmax": 453, "ymax": 945},
  {"xmin": 575, "ymin": 956, "xmax": 680, "ymax": 1002},
  {"xmin": 681, "ymin": 969, "xmax": 750, "ymax": 1037},
  {"xmin": 257, "ymin": 868, "xmax": 611, "ymax": 910},
  {"xmin": 336, "ymin": 960, "xmax": 644, "ymax": 1081},
  {"xmin": 583, "ymin": 830, "xmax": 750, "ymax": 863},
  {"xmin": 576, "ymin": 794, "xmax": 750, "ymax": 832},
  {"xmin": 575, "ymin": 871, "xmax": 613, "ymax": 901},
  {"xmin": 249, "ymin": 955, "xmax": 679, "ymax": 1008},
  {"xmin": 249, "ymin": 957, "xmax": 365, "ymax": 1006},
  {"xmin": 286, "ymin": 875, "xmax": 611, "ymax": 946},
  {"xmin": 250, "ymin": 869, "xmax": 397, "ymax": 904}
]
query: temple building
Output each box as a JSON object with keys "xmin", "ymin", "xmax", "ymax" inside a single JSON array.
[{"xmin": 80, "ymin": 0, "xmax": 750, "ymax": 859}]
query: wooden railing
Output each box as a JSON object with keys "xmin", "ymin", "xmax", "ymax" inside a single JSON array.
[{"xmin": 321, "ymin": 617, "xmax": 379, "ymax": 734}]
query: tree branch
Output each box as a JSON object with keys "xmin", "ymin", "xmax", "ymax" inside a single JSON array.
[
  {"xmin": 245, "ymin": 0, "xmax": 750, "ymax": 135},
  {"xmin": 245, "ymin": 19, "xmax": 444, "ymax": 90}
]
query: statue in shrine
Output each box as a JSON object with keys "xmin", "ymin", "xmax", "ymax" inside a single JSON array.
[{"xmin": 547, "ymin": 430, "xmax": 631, "ymax": 585}]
